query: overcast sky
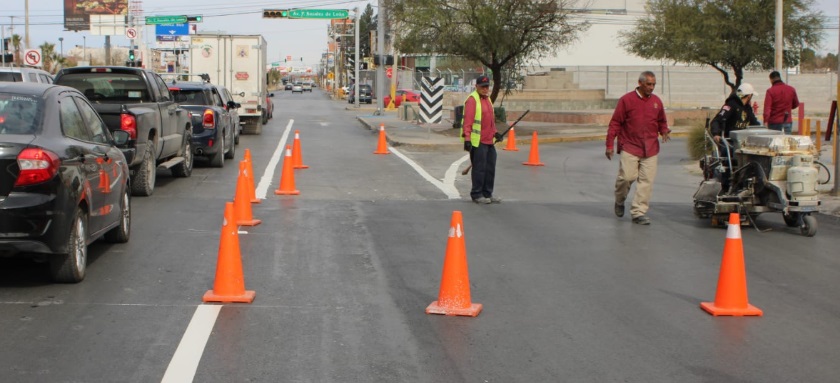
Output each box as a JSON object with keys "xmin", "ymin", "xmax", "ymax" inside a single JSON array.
[{"xmin": 3, "ymin": 0, "xmax": 839, "ymax": 67}]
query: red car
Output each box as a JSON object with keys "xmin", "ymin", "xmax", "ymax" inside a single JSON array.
[{"xmin": 383, "ymin": 89, "xmax": 420, "ymax": 108}]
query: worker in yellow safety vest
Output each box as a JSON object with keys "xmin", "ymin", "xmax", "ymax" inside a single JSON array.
[{"xmin": 461, "ymin": 75, "xmax": 502, "ymax": 204}]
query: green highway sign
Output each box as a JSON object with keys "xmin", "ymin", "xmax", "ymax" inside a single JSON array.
[
  {"xmin": 145, "ymin": 15, "xmax": 188, "ymax": 25},
  {"xmin": 288, "ymin": 9, "xmax": 349, "ymax": 19}
]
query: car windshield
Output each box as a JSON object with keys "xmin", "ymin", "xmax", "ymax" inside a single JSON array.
[
  {"xmin": 171, "ymin": 89, "xmax": 209, "ymax": 105},
  {"xmin": 0, "ymin": 72, "xmax": 24, "ymax": 82},
  {"xmin": 0, "ymin": 92, "xmax": 43, "ymax": 134},
  {"xmin": 58, "ymin": 73, "xmax": 151, "ymax": 102}
]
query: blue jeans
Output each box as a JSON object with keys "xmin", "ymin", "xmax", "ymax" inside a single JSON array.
[{"xmin": 768, "ymin": 123, "xmax": 793, "ymax": 134}]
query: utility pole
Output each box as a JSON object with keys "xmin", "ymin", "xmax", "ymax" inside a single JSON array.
[
  {"xmin": 834, "ymin": 0, "xmax": 840, "ymax": 196},
  {"xmin": 375, "ymin": 0, "xmax": 385, "ymax": 115},
  {"xmin": 773, "ymin": 0, "xmax": 783, "ymax": 71},
  {"xmin": 354, "ymin": 7, "xmax": 360, "ymax": 108},
  {"xmin": 25, "ymin": 0, "xmax": 30, "ymax": 50}
]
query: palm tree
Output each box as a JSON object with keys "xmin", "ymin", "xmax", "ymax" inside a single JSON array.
[
  {"xmin": 11, "ymin": 34, "xmax": 22, "ymax": 66},
  {"xmin": 39, "ymin": 42, "xmax": 55, "ymax": 72}
]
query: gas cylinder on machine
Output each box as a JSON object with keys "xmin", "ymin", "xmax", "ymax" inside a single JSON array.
[{"xmin": 787, "ymin": 155, "xmax": 818, "ymax": 199}]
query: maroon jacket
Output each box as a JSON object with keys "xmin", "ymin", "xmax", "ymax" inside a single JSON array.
[
  {"xmin": 463, "ymin": 95, "xmax": 497, "ymax": 145},
  {"xmin": 763, "ymin": 80, "xmax": 799, "ymax": 124},
  {"xmin": 606, "ymin": 89, "xmax": 669, "ymax": 158}
]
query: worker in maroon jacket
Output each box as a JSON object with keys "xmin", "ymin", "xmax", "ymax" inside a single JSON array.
[
  {"xmin": 605, "ymin": 71, "xmax": 671, "ymax": 225},
  {"xmin": 462, "ymin": 75, "xmax": 501, "ymax": 204},
  {"xmin": 763, "ymin": 71, "xmax": 799, "ymax": 134}
]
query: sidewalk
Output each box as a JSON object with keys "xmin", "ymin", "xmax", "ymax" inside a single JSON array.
[{"xmin": 344, "ymin": 102, "xmax": 840, "ymax": 218}]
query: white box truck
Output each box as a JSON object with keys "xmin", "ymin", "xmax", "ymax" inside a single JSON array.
[{"xmin": 189, "ymin": 34, "xmax": 268, "ymax": 134}]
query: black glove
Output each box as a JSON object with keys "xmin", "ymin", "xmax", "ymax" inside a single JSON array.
[
  {"xmin": 494, "ymin": 132, "xmax": 503, "ymax": 142},
  {"xmin": 464, "ymin": 141, "xmax": 472, "ymax": 152}
]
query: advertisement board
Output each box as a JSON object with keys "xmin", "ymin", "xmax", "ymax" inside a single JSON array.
[{"xmin": 64, "ymin": 0, "xmax": 128, "ymax": 31}]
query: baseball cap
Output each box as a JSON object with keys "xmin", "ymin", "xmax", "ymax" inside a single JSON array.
[
  {"xmin": 476, "ymin": 75, "xmax": 490, "ymax": 86},
  {"xmin": 736, "ymin": 83, "xmax": 755, "ymax": 98}
]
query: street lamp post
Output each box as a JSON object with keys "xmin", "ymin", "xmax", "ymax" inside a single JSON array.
[
  {"xmin": 83, "ymin": 36, "xmax": 86, "ymax": 62},
  {"xmin": 58, "ymin": 37, "xmax": 63, "ymax": 57}
]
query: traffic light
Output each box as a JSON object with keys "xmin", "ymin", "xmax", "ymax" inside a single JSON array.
[
  {"xmin": 187, "ymin": 15, "xmax": 203, "ymax": 23},
  {"xmin": 373, "ymin": 55, "xmax": 394, "ymax": 66},
  {"xmin": 263, "ymin": 9, "xmax": 289, "ymax": 18},
  {"xmin": 361, "ymin": 62, "xmax": 368, "ymax": 70},
  {"xmin": 128, "ymin": 49, "xmax": 135, "ymax": 61}
]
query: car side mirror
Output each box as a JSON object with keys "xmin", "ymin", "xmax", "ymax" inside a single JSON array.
[
  {"xmin": 227, "ymin": 100, "xmax": 237, "ymax": 109},
  {"xmin": 112, "ymin": 130, "xmax": 131, "ymax": 146},
  {"xmin": 235, "ymin": 103, "xmax": 241, "ymax": 109}
]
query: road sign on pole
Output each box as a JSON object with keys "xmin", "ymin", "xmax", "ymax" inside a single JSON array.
[
  {"xmin": 287, "ymin": 9, "xmax": 349, "ymax": 19},
  {"xmin": 155, "ymin": 24, "xmax": 190, "ymax": 36},
  {"xmin": 145, "ymin": 15, "xmax": 188, "ymax": 25}
]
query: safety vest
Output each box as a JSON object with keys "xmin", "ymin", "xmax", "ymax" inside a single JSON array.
[{"xmin": 460, "ymin": 91, "xmax": 490, "ymax": 147}]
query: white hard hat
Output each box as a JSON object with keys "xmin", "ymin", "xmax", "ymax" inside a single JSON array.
[{"xmin": 736, "ymin": 83, "xmax": 755, "ymax": 98}]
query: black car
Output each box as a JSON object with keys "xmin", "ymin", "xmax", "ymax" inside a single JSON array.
[
  {"xmin": 347, "ymin": 84, "xmax": 373, "ymax": 104},
  {"xmin": 0, "ymin": 82, "xmax": 132, "ymax": 283},
  {"xmin": 169, "ymin": 81, "xmax": 238, "ymax": 167},
  {"xmin": 284, "ymin": 83, "xmax": 293, "ymax": 91}
]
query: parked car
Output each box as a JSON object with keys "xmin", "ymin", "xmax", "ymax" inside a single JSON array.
[
  {"xmin": 383, "ymin": 89, "xmax": 421, "ymax": 108},
  {"xmin": 292, "ymin": 84, "xmax": 303, "ymax": 93},
  {"xmin": 0, "ymin": 67, "xmax": 54, "ymax": 84},
  {"xmin": 54, "ymin": 66, "xmax": 193, "ymax": 196},
  {"xmin": 0, "ymin": 82, "xmax": 132, "ymax": 283},
  {"xmin": 218, "ymin": 86, "xmax": 241, "ymax": 144},
  {"xmin": 263, "ymin": 92, "xmax": 274, "ymax": 124},
  {"xmin": 347, "ymin": 84, "xmax": 373, "ymax": 104},
  {"xmin": 169, "ymin": 81, "xmax": 237, "ymax": 167}
]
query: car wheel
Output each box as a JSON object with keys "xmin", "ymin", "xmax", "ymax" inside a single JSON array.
[
  {"xmin": 210, "ymin": 133, "xmax": 225, "ymax": 167},
  {"xmin": 262, "ymin": 110, "xmax": 268, "ymax": 125},
  {"xmin": 104, "ymin": 187, "xmax": 131, "ymax": 243},
  {"xmin": 224, "ymin": 129, "xmax": 236, "ymax": 159},
  {"xmin": 50, "ymin": 208, "xmax": 87, "ymax": 283},
  {"xmin": 131, "ymin": 142, "xmax": 156, "ymax": 196},
  {"xmin": 171, "ymin": 133, "xmax": 193, "ymax": 177}
]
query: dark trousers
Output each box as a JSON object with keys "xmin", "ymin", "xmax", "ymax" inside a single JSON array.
[{"xmin": 470, "ymin": 143, "xmax": 497, "ymax": 200}]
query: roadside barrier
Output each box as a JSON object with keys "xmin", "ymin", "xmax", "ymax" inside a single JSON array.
[
  {"xmin": 292, "ymin": 130, "xmax": 309, "ymax": 169},
  {"xmin": 426, "ymin": 211, "xmax": 483, "ymax": 317},
  {"xmin": 203, "ymin": 202, "xmax": 256, "ymax": 303},
  {"xmin": 374, "ymin": 124, "xmax": 390, "ymax": 154},
  {"xmin": 700, "ymin": 213, "xmax": 763, "ymax": 316},
  {"xmin": 274, "ymin": 145, "xmax": 300, "ymax": 195},
  {"xmin": 243, "ymin": 149, "xmax": 260, "ymax": 204},
  {"xmin": 234, "ymin": 161, "xmax": 261, "ymax": 226},
  {"xmin": 502, "ymin": 127, "xmax": 519, "ymax": 151},
  {"xmin": 522, "ymin": 131, "xmax": 545, "ymax": 166}
]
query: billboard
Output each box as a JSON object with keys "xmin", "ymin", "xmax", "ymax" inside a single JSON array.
[{"xmin": 64, "ymin": 0, "xmax": 128, "ymax": 31}]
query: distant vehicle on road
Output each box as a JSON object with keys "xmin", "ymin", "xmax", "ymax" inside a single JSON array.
[
  {"xmin": 301, "ymin": 83, "xmax": 312, "ymax": 92},
  {"xmin": 347, "ymin": 84, "xmax": 373, "ymax": 104},
  {"xmin": 0, "ymin": 67, "xmax": 54, "ymax": 84},
  {"xmin": 169, "ymin": 81, "xmax": 238, "ymax": 167},
  {"xmin": 285, "ymin": 83, "xmax": 293, "ymax": 91},
  {"xmin": 0, "ymin": 82, "xmax": 132, "ymax": 283},
  {"xmin": 292, "ymin": 84, "xmax": 303, "ymax": 93},
  {"xmin": 218, "ymin": 86, "xmax": 242, "ymax": 144}
]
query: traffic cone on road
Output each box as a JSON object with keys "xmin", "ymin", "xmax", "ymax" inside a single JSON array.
[
  {"xmin": 274, "ymin": 145, "xmax": 300, "ymax": 195},
  {"xmin": 426, "ymin": 211, "xmax": 483, "ymax": 317},
  {"xmin": 234, "ymin": 161, "xmax": 261, "ymax": 226},
  {"xmin": 244, "ymin": 149, "xmax": 260, "ymax": 204},
  {"xmin": 522, "ymin": 131, "xmax": 545, "ymax": 166},
  {"xmin": 292, "ymin": 130, "xmax": 309, "ymax": 169},
  {"xmin": 700, "ymin": 213, "xmax": 763, "ymax": 316},
  {"xmin": 503, "ymin": 127, "xmax": 519, "ymax": 151},
  {"xmin": 374, "ymin": 124, "xmax": 390, "ymax": 154},
  {"xmin": 203, "ymin": 202, "xmax": 256, "ymax": 303}
]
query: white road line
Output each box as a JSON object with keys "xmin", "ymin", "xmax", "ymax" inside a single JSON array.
[
  {"xmin": 388, "ymin": 147, "xmax": 464, "ymax": 199},
  {"xmin": 255, "ymin": 119, "xmax": 294, "ymax": 199},
  {"xmin": 160, "ymin": 304, "xmax": 222, "ymax": 383}
]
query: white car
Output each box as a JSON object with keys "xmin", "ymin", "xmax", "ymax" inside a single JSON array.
[{"xmin": 292, "ymin": 84, "xmax": 303, "ymax": 93}]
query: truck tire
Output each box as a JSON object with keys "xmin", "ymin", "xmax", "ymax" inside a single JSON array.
[
  {"xmin": 50, "ymin": 208, "xmax": 87, "ymax": 283},
  {"xmin": 171, "ymin": 133, "xmax": 194, "ymax": 177},
  {"xmin": 131, "ymin": 142, "xmax": 156, "ymax": 196},
  {"xmin": 104, "ymin": 187, "xmax": 131, "ymax": 243}
]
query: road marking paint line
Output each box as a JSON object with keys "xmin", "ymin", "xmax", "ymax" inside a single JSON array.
[
  {"xmin": 444, "ymin": 154, "xmax": 470, "ymax": 187},
  {"xmin": 389, "ymin": 147, "xmax": 461, "ymax": 199},
  {"xmin": 255, "ymin": 119, "xmax": 294, "ymax": 199},
  {"xmin": 161, "ymin": 304, "xmax": 222, "ymax": 383}
]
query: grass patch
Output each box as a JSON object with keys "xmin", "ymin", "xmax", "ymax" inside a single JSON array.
[{"xmin": 686, "ymin": 122, "xmax": 712, "ymax": 160}]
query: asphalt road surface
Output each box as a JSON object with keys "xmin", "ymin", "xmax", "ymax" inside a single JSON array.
[{"xmin": 2, "ymin": 88, "xmax": 839, "ymax": 383}]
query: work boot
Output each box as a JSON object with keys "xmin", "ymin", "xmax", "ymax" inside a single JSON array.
[
  {"xmin": 614, "ymin": 202, "xmax": 625, "ymax": 217},
  {"xmin": 472, "ymin": 197, "xmax": 491, "ymax": 204},
  {"xmin": 632, "ymin": 215, "xmax": 651, "ymax": 225}
]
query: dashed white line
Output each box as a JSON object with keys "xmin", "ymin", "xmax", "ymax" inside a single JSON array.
[
  {"xmin": 160, "ymin": 304, "xmax": 222, "ymax": 383},
  {"xmin": 254, "ymin": 119, "xmax": 293, "ymax": 199}
]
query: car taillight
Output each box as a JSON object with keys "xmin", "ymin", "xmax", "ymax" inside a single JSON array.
[
  {"xmin": 120, "ymin": 113, "xmax": 137, "ymax": 139},
  {"xmin": 203, "ymin": 109, "xmax": 214, "ymax": 128},
  {"xmin": 15, "ymin": 148, "xmax": 60, "ymax": 187}
]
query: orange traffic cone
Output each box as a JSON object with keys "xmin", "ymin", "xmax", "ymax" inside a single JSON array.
[
  {"xmin": 292, "ymin": 130, "xmax": 309, "ymax": 169},
  {"xmin": 502, "ymin": 127, "xmax": 519, "ymax": 151},
  {"xmin": 244, "ymin": 149, "xmax": 260, "ymax": 204},
  {"xmin": 700, "ymin": 213, "xmax": 763, "ymax": 316},
  {"xmin": 203, "ymin": 202, "xmax": 256, "ymax": 303},
  {"xmin": 374, "ymin": 123, "xmax": 389, "ymax": 154},
  {"xmin": 234, "ymin": 161, "xmax": 261, "ymax": 226},
  {"xmin": 522, "ymin": 131, "xmax": 544, "ymax": 166},
  {"xmin": 426, "ymin": 211, "xmax": 483, "ymax": 317},
  {"xmin": 274, "ymin": 145, "xmax": 300, "ymax": 195}
]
